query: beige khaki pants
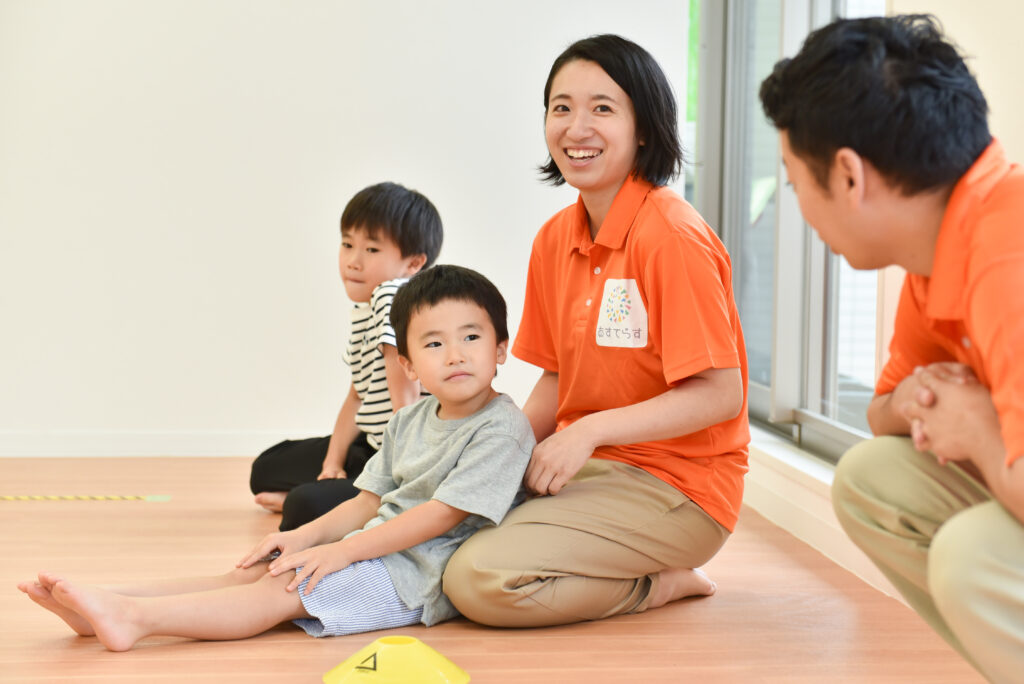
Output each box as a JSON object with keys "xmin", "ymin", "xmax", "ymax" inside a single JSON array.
[
  {"xmin": 832, "ymin": 436, "xmax": 1024, "ymax": 684},
  {"xmin": 443, "ymin": 459, "xmax": 729, "ymax": 627}
]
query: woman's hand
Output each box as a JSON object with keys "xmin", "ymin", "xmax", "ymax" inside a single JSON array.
[
  {"xmin": 525, "ymin": 420, "xmax": 597, "ymax": 495},
  {"xmin": 236, "ymin": 528, "xmax": 315, "ymax": 570},
  {"xmin": 268, "ymin": 541, "xmax": 352, "ymax": 594}
]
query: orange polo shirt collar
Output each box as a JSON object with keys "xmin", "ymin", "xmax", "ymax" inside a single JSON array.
[
  {"xmin": 570, "ymin": 175, "xmax": 655, "ymax": 255},
  {"xmin": 918, "ymin": 140, "xmax": 1010, "ymax": 320}
]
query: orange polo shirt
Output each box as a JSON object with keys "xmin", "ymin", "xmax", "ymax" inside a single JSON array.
[
  {"xmin": 514, "ymin": 175, "xmax": 749, "ymax": 531},
  {"xmin": 876, "ymin": 140, "xmax": 1024, "ymax": 466}
]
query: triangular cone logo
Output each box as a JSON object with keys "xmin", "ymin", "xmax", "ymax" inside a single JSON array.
[{"xmin": 355, "ymin": 652, "xmax": 378, "ymax": 671}]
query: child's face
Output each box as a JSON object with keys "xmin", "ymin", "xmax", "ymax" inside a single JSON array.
[
  {"xmin": 339, "ymin": 226, "xmax": 426, "ymax": 303},
  {"xmin": 398, "ymin": 299, "xmax": 508, "ymax": 420},
  {"xmin": 545, "ymin": 59, "xmax": 639, "ymax": 202}
]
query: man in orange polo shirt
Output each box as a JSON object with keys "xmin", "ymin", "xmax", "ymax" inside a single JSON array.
[{"xmin": 761, "ymin": 15, "xmax": 1024, "ymax": 682}]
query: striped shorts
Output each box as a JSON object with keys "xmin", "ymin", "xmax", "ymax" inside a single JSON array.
[{"xmin": 292, "ymin": 557, "xmax": 423, "ymax": 637}]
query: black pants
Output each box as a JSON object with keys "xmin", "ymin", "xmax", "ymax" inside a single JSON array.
[{"xmin": 249, "ymin": 433, "xmax": 375, "ymax": 531}]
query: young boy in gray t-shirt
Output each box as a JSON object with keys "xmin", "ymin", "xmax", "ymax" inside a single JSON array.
[{"xmin": 18, "ymin": 265, "xmax": 534, "ymax": 649}]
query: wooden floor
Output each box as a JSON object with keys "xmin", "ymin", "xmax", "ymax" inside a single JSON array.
[{"xmin": 0, "ymin": 457, "xmax": 981, "ymax": 683}]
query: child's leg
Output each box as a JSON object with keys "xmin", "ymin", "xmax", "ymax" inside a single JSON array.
[
  {"xmin": 51, "ymin": 570, "xmax": 308, "ymax": 651},
  {"xmin": 18, "ymin": 579, "xmax": 95, "ymax": 636},
  {"xmin": 250, "ymin": 436, "xmax": 331, "ymax": 511},
  {"xmin": 20, "ymin": 565, "xmax": 270, "ymax": 636},
  {"xmin": 42, "ymin": 565, "xmax": 269, "ymax": 597}
]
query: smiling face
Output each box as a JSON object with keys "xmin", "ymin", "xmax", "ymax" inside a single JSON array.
[
  {"xmin": 338, "ymin": 226, "xmax": 425, "ymax": 303},
  {"xmin": 545, "ymin": 59, "xmax": 640, "ymax": 211},
  {"xmin": 398, "ymin": 298, "xmax": 508, "ymax": 420}
]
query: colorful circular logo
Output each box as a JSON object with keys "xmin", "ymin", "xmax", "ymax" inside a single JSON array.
[{"xmin": 604, "ymin": 285, "xmax": 632, "ymax": 323}]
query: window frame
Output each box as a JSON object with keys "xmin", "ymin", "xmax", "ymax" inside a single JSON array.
[{"xmin": 697, "ymin": 0, "xmax": 881, "ymax": 462}]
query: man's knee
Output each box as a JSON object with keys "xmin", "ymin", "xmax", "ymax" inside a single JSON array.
[
  {"xmin": 929, "ymin": 503, "xmax": 1002, "ymax": 611},
  {"xmin": 831, "ymin": 437, "xmax": 892, "ymax": 525}
]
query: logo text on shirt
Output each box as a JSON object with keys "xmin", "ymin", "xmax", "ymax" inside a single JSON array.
[{"xmin": 596, "ymin": 279, "xmax": 648, "ymax": 348}]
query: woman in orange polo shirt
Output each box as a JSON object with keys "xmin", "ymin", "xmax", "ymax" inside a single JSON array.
[{"xmin": 443, "ymin": 34, "xmax": 750, "ymax": 627}]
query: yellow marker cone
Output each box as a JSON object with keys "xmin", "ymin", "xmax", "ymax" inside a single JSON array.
[{"xmin": 323, "ymin": 635, "xmax": 469, "ymax": 684}]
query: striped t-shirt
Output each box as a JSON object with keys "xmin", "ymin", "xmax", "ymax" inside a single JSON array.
[{"xmin": 345, "ymin": 279, "xmax": 422, "ymax": 450}]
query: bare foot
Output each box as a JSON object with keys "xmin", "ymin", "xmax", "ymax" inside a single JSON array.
[
  {"xmin": 254, "ymin": 491, "xmax": 286, "ymax": 513},
  {"xmin": 17, "ymin": 578, "xmax": 95, "ymax": 636},
  {"xmin": 648, "ymin": 567, "xmax": 717, "ymax": 609},
  {"xmin": 52, "ymin": 580, "xmax": 144, "ymax": 652}
]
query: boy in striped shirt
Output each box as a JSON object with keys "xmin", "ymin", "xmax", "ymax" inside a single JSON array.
[{"xmin": 250, "ymin": 182, "xmax": 443, "ymax": 530}]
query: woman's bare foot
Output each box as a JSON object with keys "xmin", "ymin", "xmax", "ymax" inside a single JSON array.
[
  {"xmin": 648, "ymin": 567, "xmax": 717, "ymax": 609},
  {"xmin": 17, "ymin": 577, "xmax": 95, "ymax": 636},
  {"xmin": 254, "ymin": 491, "xmax": 286, "ymax": 513},
  {"xmin": 51, "ymin": 580, "xmax": 145, "ymax": 652}
]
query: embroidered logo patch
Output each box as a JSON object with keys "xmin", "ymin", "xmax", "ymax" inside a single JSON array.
[{"xmin": 596, "ymin": 279, "xmax": 647, "ymax": 348}]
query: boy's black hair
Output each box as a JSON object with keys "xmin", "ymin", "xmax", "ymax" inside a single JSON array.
[
  {"xmin": 390, "ymin": 265, "xmax": 508, "ymax": 358},
  {"xmin": 539, "ymin": 34, "xmax": 684, "ymax": 187},
  {"xmin": 760, "ymin": 14, "xmax": 991, "ymax": 195},
  {"xmin": 341, "ymin": 181, "xmax": 443, "ymax": 267}
]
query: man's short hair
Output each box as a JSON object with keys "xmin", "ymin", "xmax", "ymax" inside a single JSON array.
[
  {"xmin": 390, "ymin": 265, "xmax": 509, "ymax": 358},
  {"xmin": 341, "ymin": 182, "xmax": 443, "ymax": 267},
  {"xmin": 760, "ymin": 14, "xmax": 991, "ymax": 194},
  {"xmin": 539, "ymin": 34, "xmax": 685, "ymax": 188}
]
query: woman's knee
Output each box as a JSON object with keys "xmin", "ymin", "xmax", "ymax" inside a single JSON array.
[{"xmin": 442, "ymin": 532, "xmax": 511, "ymax": 623}]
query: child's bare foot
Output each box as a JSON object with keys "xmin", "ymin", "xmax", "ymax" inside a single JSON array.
[
  {"xmin": 52, "ymin": 580, "xmax": 144, "ymax": 652},
  {"xmin": 648, "ymin": 567, "xmax": 716, "ymax": 609},
  {"xmin": 17, "ymin": 578, "xmax": 95, "ymax": 636},
  {"xmin": 254, "ymin": 491, "xmax": 286, "ymax": 513}
]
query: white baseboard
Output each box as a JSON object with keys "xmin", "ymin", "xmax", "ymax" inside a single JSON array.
[
  {"xmin": 0, "ymin": 430, "xmax": 295, "ymax": 457},
  {"xmin": 744, "ymin": 425, "xmax": 903, "ymax": 602}
]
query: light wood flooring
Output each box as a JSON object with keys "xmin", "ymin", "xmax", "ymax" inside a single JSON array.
[{"xmin": 0, "ymin": 457, "xmax": 982, "ymax": 683}]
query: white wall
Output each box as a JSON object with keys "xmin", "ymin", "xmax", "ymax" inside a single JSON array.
[
  {"xmin": 889, "ymin": 0, "xmax": 1024, "ymax": 160},
  {"xmin": 0, "ymin": 0, "xmax": 688, "ymax": 456}
]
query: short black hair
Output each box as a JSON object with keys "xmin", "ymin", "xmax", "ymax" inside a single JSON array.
[
  {"xmin": 539, "ymin": 34, "xmax": 684, "ymax": 187},
  {"xmin": 390, "ymin": 265, "xmax": 508, "ymax": 358},
  {"xmin": 760, "ymin": 14, "xmax": 990, "ymax": 195},
  {"xmin": 340, "ymin": 182, "xmax": 443, "ymax": 267}
]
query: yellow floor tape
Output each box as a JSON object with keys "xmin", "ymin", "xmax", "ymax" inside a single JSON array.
[{"xmin": 0, "ymin": 495, "xmax": 170, "ymax": 501}]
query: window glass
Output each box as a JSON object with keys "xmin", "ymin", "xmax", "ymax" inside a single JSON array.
[{"xmin": 735, "ymin": 0, "xmax": 782, "ymax": 387}]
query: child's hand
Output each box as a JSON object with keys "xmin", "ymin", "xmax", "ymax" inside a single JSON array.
[
  {"xmin": 268, "ymin": 541, "xmax": 351, "ymax": 594},
  {"xmin": 318, "ymin": 465, "xmax": 346, "ymax": 480},
  {"xmin": 236, "ymin": 529, "xmax": 313, "ymax": 569}
]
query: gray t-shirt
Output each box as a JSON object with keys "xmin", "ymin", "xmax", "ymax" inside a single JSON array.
[{"xmin": 352, "ymin": 393, "xmax": 535, "ymax": 625}]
